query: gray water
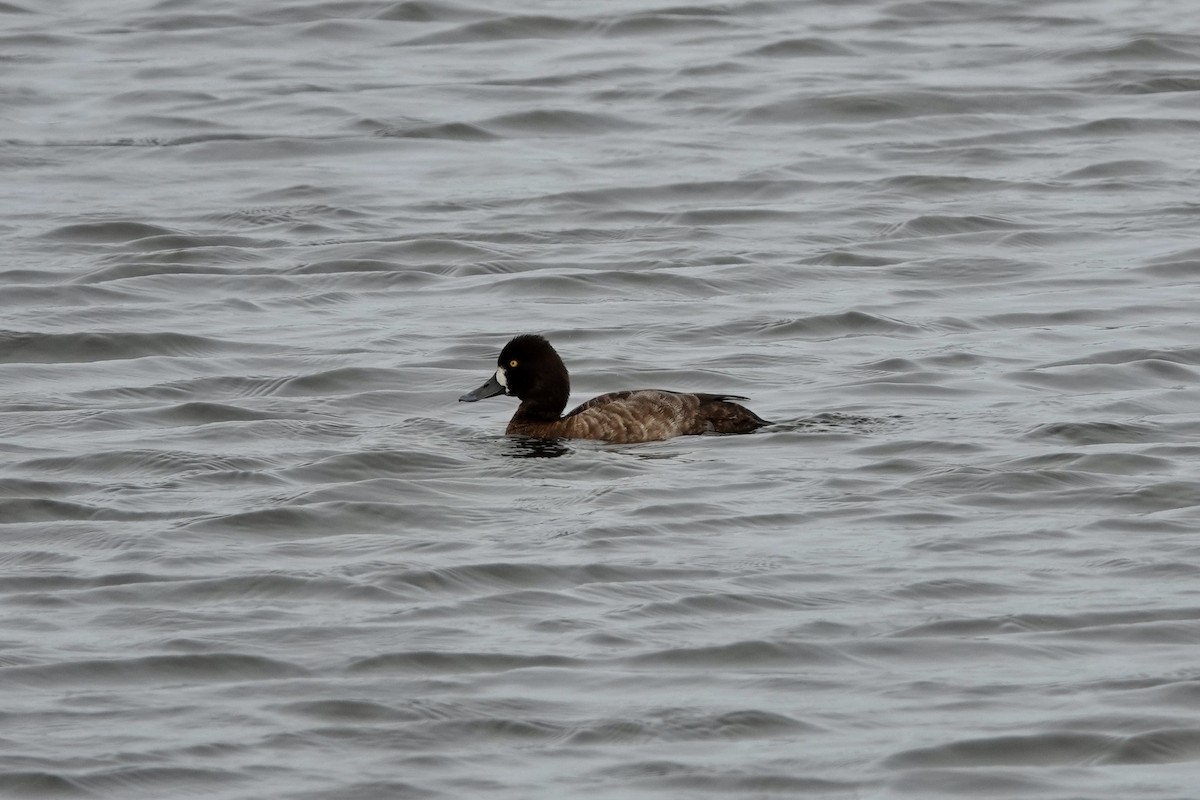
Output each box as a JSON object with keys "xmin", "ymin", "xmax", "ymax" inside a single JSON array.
[{"xmin": 3, "ymin": 0, "xmax": 1200, "ymax": 797}]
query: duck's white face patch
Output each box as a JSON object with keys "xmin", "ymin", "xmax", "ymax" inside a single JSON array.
[{"xmin": 495, "ymin": 366, "xmax": 508, "ymax": 392}]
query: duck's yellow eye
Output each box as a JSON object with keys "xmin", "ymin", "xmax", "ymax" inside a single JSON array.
[{"xmin": 509, "ymin": 359, "xmax": 519, "ymax": 368}]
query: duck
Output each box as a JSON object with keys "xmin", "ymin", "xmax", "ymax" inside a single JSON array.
[{"xmin": 459, "ymin": 334, "xmax": 769, "ymax": 443}]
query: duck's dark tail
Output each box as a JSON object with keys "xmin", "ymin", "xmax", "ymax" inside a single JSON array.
[{"xmin": 695, "ymin": 394, "xmax": 771, "ymax": 434}]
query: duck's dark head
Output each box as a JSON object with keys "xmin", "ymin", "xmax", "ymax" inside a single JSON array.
[{"xmin": 459, "ymin": 334, "xmax": 570, "ymax": 419}]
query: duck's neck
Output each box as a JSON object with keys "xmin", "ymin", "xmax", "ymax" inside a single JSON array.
[
  {"xmin": 514, "ymin": 360, "xmax": 570, "ymax": 422},
  {"xmin": 514, "ymin": 395, "xmax": 566, "ymax": 422}
]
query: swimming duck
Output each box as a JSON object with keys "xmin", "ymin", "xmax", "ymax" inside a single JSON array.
[{"xmin": 459, "ymin": 334, "xmax": 769, "ymax": 443}]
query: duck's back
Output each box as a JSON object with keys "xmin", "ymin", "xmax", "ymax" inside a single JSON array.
[{"xmin": 507, "ymin": 389, "xmax": 768, "ymax": 443}]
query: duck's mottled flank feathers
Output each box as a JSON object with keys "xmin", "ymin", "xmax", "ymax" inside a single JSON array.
[{"xmin": 508, "ymin": 389, "xmax": 768, "ymax": 443}]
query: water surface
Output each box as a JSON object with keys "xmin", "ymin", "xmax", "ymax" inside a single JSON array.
[{"xmin": 3, "ymin": 0, "xmax": 1200, "ymax": 797}]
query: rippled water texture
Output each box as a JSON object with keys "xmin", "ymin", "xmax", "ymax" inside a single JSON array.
[{"xmin": 4, "ymin": 0, "xmax": 1200, "ymax": 797}]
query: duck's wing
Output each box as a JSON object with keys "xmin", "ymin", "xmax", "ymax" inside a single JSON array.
[{"xmin": 560, "ymin": 390, "xmax": 703, "ymax": 442}]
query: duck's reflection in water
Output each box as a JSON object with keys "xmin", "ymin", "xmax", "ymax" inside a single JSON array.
[{"xmin": 501, "ymin": 436, "xmax": 572, "ymax": 459}]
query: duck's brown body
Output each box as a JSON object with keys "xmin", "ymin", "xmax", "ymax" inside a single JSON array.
[
  {"xmin": 460, "ymin": 335, "xmax": 769, "ymax": 444},
  {"xmin": 508, "ymin": 389, "xmax": 766, "ymax": 443}
]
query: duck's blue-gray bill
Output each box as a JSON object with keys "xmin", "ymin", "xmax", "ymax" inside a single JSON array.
[{"xmin": 459, "ymin": 373, "xmax": 505, "ymax": 402}]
